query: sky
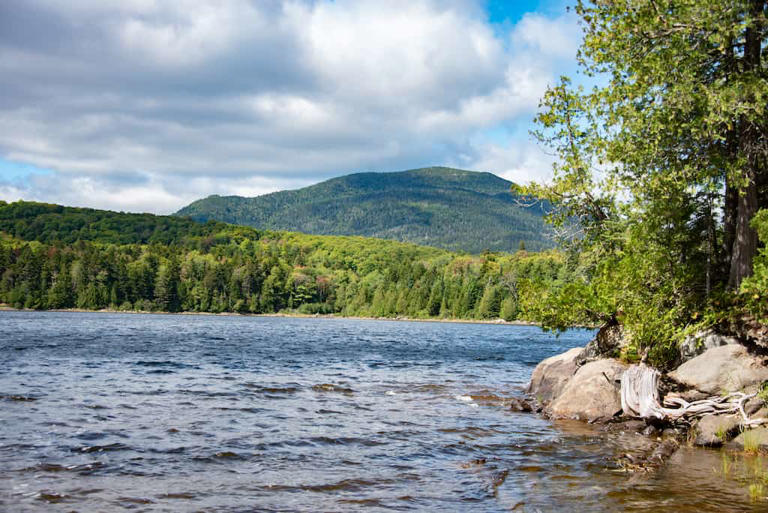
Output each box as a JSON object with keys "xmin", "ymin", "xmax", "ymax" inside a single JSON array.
[{"xmin": 0, "ymin": 0, "xmax": 582, "ymax": 214}]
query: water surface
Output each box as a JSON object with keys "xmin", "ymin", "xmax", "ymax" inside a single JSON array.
[{"xmin": 0, "ymin": 312, "xmax": 763, "ymax": 511}]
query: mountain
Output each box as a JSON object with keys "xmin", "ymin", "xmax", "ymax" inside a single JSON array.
[{"xmin": 175, "ymin": 167, "xmax": 551, "ymax": 253}]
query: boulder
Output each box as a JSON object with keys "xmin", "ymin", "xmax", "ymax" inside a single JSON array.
[
  {"xmin": 663, "ymin": 389, "xmax": 709, "ymax": 403},
  {"xmin": 692, "ymin": 414, "xmax": 741, "ymax": 447},
  {"xmin": 548, "ymin": 359, "xmax": 628, "ymax": 421},
  {"xmin": 669, "ymin": 344, "xmax": 768, "ymax": 395},
  {"xmin": 745, "ymin": 397, "xmax": 765, "ymax": 416},
  {"xmin": 730, "ymin": 426, "xmax": 768, "ymax": 451},
  {"xmin": 679, "ymin": 329, "xmax": 739, "ymax": 364},
  {"xmin": 724, "ymin": 317, "xmax": 768, "ymax": 351},
  {"xmin": 577, "ymin": 321, "xmax": 627, "ymax": 364},
  {"xmin": 526, "ymin": 347, "xmax": 582, "ymax": 406}
]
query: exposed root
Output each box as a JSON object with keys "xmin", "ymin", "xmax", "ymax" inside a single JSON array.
[{"xmin": 620, "ymin": 364, "xmax": 768, "ymax": 426}]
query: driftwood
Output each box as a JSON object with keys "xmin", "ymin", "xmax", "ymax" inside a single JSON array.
[{"xmin": 620, "ymin": 364, "xmax": 767, "ymax": 426}]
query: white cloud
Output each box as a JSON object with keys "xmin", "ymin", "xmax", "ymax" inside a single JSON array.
[
  {"xmin": 0, "ymin": 172, "xmax": 312, "ymax": 214},
  {"xmin": 511, "ymin": 12, "xmax": 583, "ymax": 60},
  {"xmin": 462, "ymin": 140, "xmax": 555, "ymax": 186},
  {"xmin": 0, "ymin": 0, "xmax": 580, "ymax": 212}
]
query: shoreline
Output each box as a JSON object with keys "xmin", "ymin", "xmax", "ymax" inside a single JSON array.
[{"xmin": 0, "ymin": 304, "xmax": 541, "ymax": 327}]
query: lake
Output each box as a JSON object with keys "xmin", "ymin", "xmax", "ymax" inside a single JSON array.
[{"xmin": 0, "ymin": 312, "xmax": 764, "ymax": 511}]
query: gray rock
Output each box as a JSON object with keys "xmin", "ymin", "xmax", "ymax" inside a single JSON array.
[
  {"xmin": 745, "ymin": 397, "xmax": 765, "ymax": 416},
  {"xmin": 578, "ymin": 321, "xmax": 626, "ymax": 364},
  {"xmin": 664, "ymin": 389, "xmax": 709, "ymax": 403},
  {"xmin": 679, "ymin": 329, "xmax": 739, "ymax": 364},
  {"xmin": 662, "ymin": 428, "xmax": 682, "ymax": 439},
  {"xmin": 730, "ymin": 426, "xmax": 768, "ymax": 451},
  {"xmin": 692, "ymin": 414, "xmax": 741, "ymax": 447},
  {"xmin": 526, "ymin": 347, "xmax": 582, "ymax": 406},
  {"xmin": 600, "ymin": 419, "xmax": 647, "ymax": 434},
  {"xmin": 508, "ymin": 396, "xmax": 534, "ymax": 413},
  {"xmin": 642, "ymin": 425, "xmax": 660, "ymax": 437},
  {"xmin": 548, "ymin": 358, "xmax": 628, "ymax": 422},
  {"xmin": 648, "ymin": 438, "xmax": 680, "ymax": 465},
  {"xmin": 726, "ymin": 319, "xmax": 768, "ymax": 350},
  {"xmin": 669, "ymin": 344, "xmax": 768, "ymax": 395}
]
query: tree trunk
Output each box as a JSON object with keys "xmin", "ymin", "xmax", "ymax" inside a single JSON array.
[
  {"xmin": 729, "ymin": 170, "xmax": 758, "ymax": 289},
  {"xmin": 722, "ymin": 178, "xmax": 737, "ymax": 278},
  {"xmin": 727, "ymin": 0, "xmax": 765, "ymax": 290}
]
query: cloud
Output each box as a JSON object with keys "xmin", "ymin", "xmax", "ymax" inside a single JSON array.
[
  {"xmin": 0, "ymin": 0, "xmax": 580, "ymax": 213},
  {"xmin": 511, "ymin": 12, "xmax": 583, "ymax": 60},
  {"xmin": 460, "ymin": 140, "xmax": 556, "ymax": 186},
  {"xmin": 0, "ymin": 172, "xmax": 312, "ymax": 213}
]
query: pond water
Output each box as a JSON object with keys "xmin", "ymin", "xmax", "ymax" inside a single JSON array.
[{"xmin": 0, "ymin": 312, "xmax": 764, "ymax": 511}]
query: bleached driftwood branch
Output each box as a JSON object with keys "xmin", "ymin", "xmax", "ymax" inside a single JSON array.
[{"xmin": 620, "ymin": 364, "xmax": 767, "ymax": 426}]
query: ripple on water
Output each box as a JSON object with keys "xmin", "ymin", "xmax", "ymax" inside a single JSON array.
[
  {"xmin": 74, "ymin": 443, "xmax": 130, "ymax": 454},
  {"xmin": 11, "ymin": 314, "xmax": 758, "ymax": 512},
  {"xmin": 311, "ymin": 383, "xmax": 355, "ymax": 394}
]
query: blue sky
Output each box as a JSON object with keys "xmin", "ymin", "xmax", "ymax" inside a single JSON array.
[{"xmin": 0, "ymin": 0, "xmax": 581, "ymax": 213}]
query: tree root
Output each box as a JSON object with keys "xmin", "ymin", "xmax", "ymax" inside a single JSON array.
[{"xmin": 620, "ymin": 364, "xmax": 767, "ymax": 426}]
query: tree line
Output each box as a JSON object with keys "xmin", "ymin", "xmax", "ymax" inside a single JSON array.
[{"xmin": 0, "ymin": 201, "xmax": 569, "ymax": 321}]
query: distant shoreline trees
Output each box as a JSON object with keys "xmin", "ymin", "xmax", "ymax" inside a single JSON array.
[{"xmin": 0, "ymin": 201, "xmax": 569, "ymax": 322}]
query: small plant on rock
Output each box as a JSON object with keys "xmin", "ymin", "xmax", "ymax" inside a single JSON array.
[
  {"xmin": 715, "ymin": 426, "xmax": 729, "ymax": 442},
  {"xmin": 757, "ymin": 382, "xmax": 768, "ymax": 405}
]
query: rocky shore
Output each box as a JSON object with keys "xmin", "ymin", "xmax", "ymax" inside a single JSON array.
[{"xmin": 522, "ymin": 324, "xmax": 768, "ymax": 469}]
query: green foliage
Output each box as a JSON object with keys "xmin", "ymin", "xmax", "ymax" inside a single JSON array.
[
  {"xmin": 757, "ymin": 381, "xmax": 768, "ymax": 405},
  {"xmin": 0, "ymin": 201, "xmax": 567, "ymax": 321},
  {"xmin": 518, "ymin": 0, "xmax": 768, "ymax": 367},
  {"xmin": 176, "ymin": 167, "xmax": 551, "ymax": 254},
  {"xmin": 0, "ymin": 200, "xmax": 231, "ymax": 245},
  {"xmin": 740, "ymin": 209, "xmax": 768, "ymax": 320}
]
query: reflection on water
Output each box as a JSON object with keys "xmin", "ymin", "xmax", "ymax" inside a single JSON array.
[{"xmin": 0, "ymin": 312, "xmax": 764, "ymax": 511}]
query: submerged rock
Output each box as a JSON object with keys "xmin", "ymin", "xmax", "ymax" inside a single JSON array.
[
  {"xmin": 548, "ymin": 359, "xmax": 628, "ymax": 422},
  {"xmin": 648, "ymin": 438, "xmax": 680, "ymax": 465},
  {"xmin": 526, "ymin": 347, "xmax": 582, "ymax": 406},
  {"xmin": 669, "ymin": 344, "xmax": 768, "ymax": 395},
  {"xmin": 617, "ymin": 437, "xmax": 680, "ymax": 472},
  {"xmin": 692, "ymin": 414, "xmax": 741, "ymax": 447},
  {"xmin": 508, "ymin": 396, "xmax": 534, "ymax": 413}
]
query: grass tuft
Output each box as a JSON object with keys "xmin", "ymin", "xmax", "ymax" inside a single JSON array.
[{"xmin": 743, "ymin": 429, "xmax": 761, "ymax": 454}]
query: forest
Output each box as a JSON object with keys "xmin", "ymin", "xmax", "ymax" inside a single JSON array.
[{"xmin": 0, "ymin": 200, "xmax": 568, "ymax": 321}]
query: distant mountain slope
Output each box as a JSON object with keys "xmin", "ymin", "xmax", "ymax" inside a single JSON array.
[
  {"xmin": 0, "ymin": 200, "xmax": 226, "ymax": 245},
  {"xmin": 176, "ymin": 167, "xmax": 551, "ymax": 253}
]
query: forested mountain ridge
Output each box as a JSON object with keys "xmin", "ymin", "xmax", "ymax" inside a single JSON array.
[
  {"xmin": 0, "ymin": 200, "xmax": 229, "ymax": 245},
  {"xmin": 0, "ymin": 200, "xmax": 568, "ymax": 320},
  {"xmin": 175, "ymin": 167, "xmax": 551, "ymax": 253}
]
